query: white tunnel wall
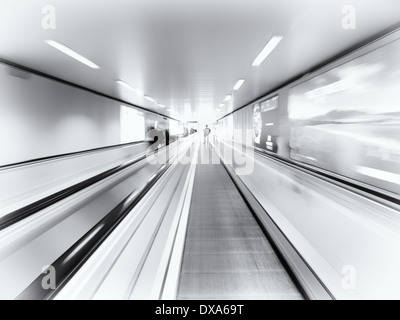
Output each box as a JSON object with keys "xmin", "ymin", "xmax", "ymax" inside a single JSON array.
[{"xmin": 0, "ymin": 63, "xmax": 123, "ymax": 166}]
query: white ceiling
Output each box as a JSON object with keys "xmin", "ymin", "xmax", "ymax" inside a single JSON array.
[{"xmin": 0, "ymin": 0, "xmax": 399, "ymax": 121}]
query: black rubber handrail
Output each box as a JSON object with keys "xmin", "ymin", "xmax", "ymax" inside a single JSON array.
[
  {"xmin": 16, "ymin": 163, "xmax": 170, "ymax": 300},
  {"xmin": 0, "ymin": 140, "xmax": 147, "ymax": 171},
  {"xmin": 0, "ymin": 153, "xmax": 148, "ymax": 231}
]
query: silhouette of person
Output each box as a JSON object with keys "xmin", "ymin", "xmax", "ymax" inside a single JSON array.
[{"xmin": 203, "ymin": 125, "xmax": 211, "ymax": 144}]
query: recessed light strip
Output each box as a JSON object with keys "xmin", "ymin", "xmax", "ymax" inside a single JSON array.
[
  {"xmin": 144, "ymin": 96, "xmax": 156, "ymax": 103},
  {"xmin": 252, "ymin": 36, "xmax": 283, "ymax": 67},
  {"xmin": 233, "ymin": 79, "xmax": 245, "ymax": 91},
  {"xmin": 45, "ymin": 40, "xmax": 100, "ymax": 69},
  {"xmin": 116, "ymin": 80, "xmax": 144, "ymax": 96}
]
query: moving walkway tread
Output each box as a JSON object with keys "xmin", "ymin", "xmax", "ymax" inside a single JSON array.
[{"xmin": 177, "ymin": 161, "xmax": 304, "ymax": 300}]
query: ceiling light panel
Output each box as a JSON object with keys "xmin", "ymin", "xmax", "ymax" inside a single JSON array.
[
  {"xmin": 45, "ymin": 40, "xmax": 100, "ymax": 69},
  {"xmin": 252, "ymin": 36, "xmax": 283, "ymax": 67}
]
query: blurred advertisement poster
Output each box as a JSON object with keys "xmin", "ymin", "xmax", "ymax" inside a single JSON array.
[
  {"xmin": 288, "ymin": 39, "xmax": 400, "ymax": 194},
  {"xmin": 253, "ymin": 96, "xmax": 279, "ymax": 153}
]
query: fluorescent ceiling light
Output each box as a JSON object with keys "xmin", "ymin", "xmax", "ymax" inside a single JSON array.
[
  {"xmin": 144, "ymin": 96, "xmax": 156, "ymax": 103},
  {"xmin": 224, "ymin": 94, "xmax": 232, "ymax": 102},
  {"xmin": 252, "ymin": 36, "xmax": 283, "ymax": 67},
  {"xmin": 157, "ymin": 104, "xmax": 166, "ymax": 108},
  {"xmin": 233, "ymin": 79, "xmax": 245, "ymax": 91},
  {"xmin": 116, "ymin": 80, "xmax": 144, "ymax": 96},
  {"xmin": 45, "ymin": 40, "xmax": 100, "ymax": 69}
]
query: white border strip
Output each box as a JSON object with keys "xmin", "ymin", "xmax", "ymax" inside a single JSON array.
[
  {"xmin": 356, "ymin": 166, "xmax": 400, "ymax": 185},
  {"xmin": 161, "ymin": 144, "xmax": 199, "ymax": 300}
]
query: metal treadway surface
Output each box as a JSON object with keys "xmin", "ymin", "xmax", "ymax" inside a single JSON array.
[{"xmin": 177, "ymin": 146, "xmax": 304, "ymax": 300}]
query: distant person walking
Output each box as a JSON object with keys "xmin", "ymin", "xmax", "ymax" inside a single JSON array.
[{"xmin": 203, "ymin": 125, "xmax": 211, "ymax": 144}]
